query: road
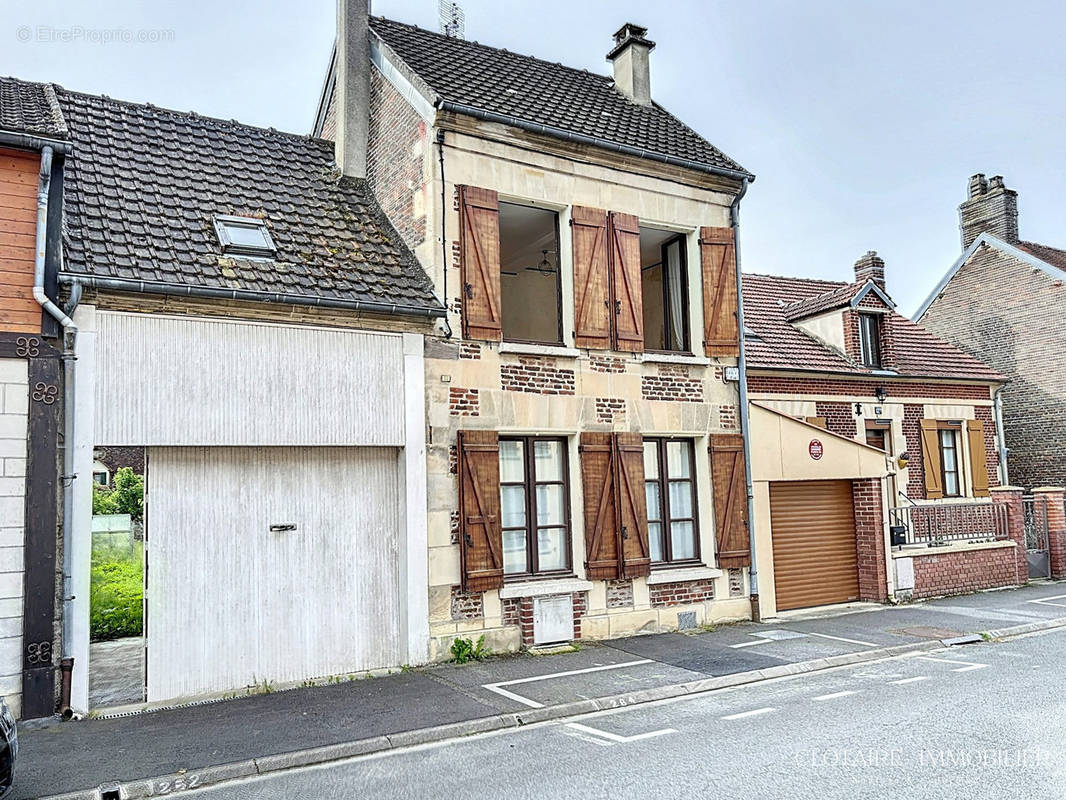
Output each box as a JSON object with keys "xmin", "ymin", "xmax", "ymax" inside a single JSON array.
[{"xmin": 185, "ymin": 628, "xmax": 1066, "ymax": 799}]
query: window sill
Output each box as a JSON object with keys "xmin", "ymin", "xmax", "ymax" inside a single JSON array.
[
  {"xmin": 499, "ymin": 577, "xmax": 593, "ymax": 598},
  {"xmin": 639, "ymin": 352, "xmax": 711, "ymax": 367},
  {"xmin": 498, "ymin": 342, "xmax": 581, "ymax": 359},
  {"xmin": 645, "ymin": 565, "xmax": 721, "ymax": 585}
]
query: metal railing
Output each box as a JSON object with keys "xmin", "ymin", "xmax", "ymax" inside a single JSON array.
[{"xmin": 889, "ymin": 502, "xmax": 1009, "ymax": 547}]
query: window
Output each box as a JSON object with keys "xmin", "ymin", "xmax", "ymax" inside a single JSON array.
[
  {"xmin": 858, "ymin": 313, "xmax": 882, "ymax": 368},
  {"xmin": 499, "ymin": 202, "xmax": 562, "ymax": 344},
  {"xmin": 939, "ymin": 427, "xmax": 962, "ymax": 497},
  {"xmin": 641, "ymin": 230, "xmax": 689, "ymax": 352},
  {"xmin": 214, "ymin": 215, "xmax": 276, "ymax": 258},
  {"xmin": 499, "ymin": 437, "xmax": 571, "ymax": 576},
  {"xmin": 643, "ymin": 438, "xmax": 699, "ymax": 564},
  {"xmin": 865, "ymin": 421, "xmax": 892, "ymax": 453}
]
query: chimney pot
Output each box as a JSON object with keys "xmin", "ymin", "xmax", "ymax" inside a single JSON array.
[
  {"xmin": 854, "ymin": 250, "xmax": 886, "ymax": 291},
  {"xmin": 959, "ymin": 172, "xmax": 1018, "ymax": 250},
  {"xmin": 607, "ymin": 22, "xmax": 655, "ymax": 106},
  {"xmin": 968, "ymin": 173, "xmax": 988, "ymax": 199}
]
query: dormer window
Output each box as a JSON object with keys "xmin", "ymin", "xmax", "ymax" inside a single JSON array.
[
  {"xmin": 858, "ymin": 312, "xmax": 882, "ymax": 368},
  {"xmin": 214, "ymin": 215, "xmax": 275, "ymax": 258}
]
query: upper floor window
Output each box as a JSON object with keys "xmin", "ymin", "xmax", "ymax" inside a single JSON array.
[
  {"xmin": 214, "ymin": 215, "xmax": 275, "ymax": 258},
  {"xmin": 499, "ymin": 202, "xmax": 562, "ymax": 344},
  {"xmin": 858, "ymin": 312, "xmax": 882, "ymax": 368},
  {"xmin": 643, "ymin": 438, "xmax": 699, "ymax": 564},
  {"xmin": 641, "ymin": 230, "xmax": 689, "ymax": 352},
  {"xmin": 499, "ymin": 437, "xmax": 571, "ymax": 577}
]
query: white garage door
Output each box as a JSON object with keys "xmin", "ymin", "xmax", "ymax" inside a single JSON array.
[{"xmin": 145, "ymin": 446, "xmax": 405, "ymax": 702}]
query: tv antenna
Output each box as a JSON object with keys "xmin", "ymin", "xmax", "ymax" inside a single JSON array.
[{"xmin": 439, "ymin": 0, "xmax": 465, "ymax": 39}]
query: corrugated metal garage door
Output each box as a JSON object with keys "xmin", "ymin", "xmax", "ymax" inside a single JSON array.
[
  {"xmin": 145, "ymin": 446, "xmax": 405, "ymax": 702},
  {"xmin": 769, "ymin": 480, "xmax": 859, "ymax": 612}
]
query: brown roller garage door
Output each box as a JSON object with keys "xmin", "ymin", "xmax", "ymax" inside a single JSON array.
[{"xmin": 769, "ymin": 480, "xmax": 859, "ymax": 611}]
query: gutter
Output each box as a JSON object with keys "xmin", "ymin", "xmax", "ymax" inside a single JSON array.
[
  {"xmin": 0, "ymin": 130, "xmax": 71, "ymax": 156},
  {"xmin": 729, "ymin": 178, "xmax": 759, "ymax": 614},
  {"xmin": 58, "ymin": 275, "xmax": 447, "ymax": 319},
  {"xmin": 436, "ymin": 100, "xmax": 755, "ymax": 184}
]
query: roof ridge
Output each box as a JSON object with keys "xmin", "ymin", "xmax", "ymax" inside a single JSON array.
[{"xmin": 743, "ymin": 271, "xmax": 849, "ymax": 286}]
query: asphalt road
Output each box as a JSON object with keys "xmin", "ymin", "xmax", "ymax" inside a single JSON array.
[{"xmin": 183, "ymin": 628, "xmax": 1066, "ymax": 800}]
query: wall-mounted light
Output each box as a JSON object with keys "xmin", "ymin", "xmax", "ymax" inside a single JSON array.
[{"xmin": 875, "ymin": 386, "xmax": 887, "ymax": 403}]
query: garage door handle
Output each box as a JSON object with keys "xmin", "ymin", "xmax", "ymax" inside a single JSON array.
[{"xmin": 270, "ymin": 523, "xmax": 297, "ymax": 533}]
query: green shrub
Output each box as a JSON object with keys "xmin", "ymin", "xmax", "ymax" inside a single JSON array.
[
  {"xmin": 90, "ymin": 547, "xmax": 143, "ymax": 641},
  {"xmin": 92, "ymin": 467, "xmax": 144, "ymax": 520},
  {"xmin": 450, "ymin": 635, "xmax": 488, "ymax": 664}
]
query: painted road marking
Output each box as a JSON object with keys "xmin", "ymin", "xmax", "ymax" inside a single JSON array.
[
  {"xmin": 800, "ymin": 631, "xmax": 878, "ymax": 648},
  {"xmin": 813, "ymin": 690, "xmax": 858, "ymax": 702},
  {"xmin": 721, "ymin": 707, "xmax": 776, "ymax": 720},
  {"xmin": 565, "ymin": 722, "xmax": 677, "ymax": 744},
  {"xmin": 890, "ymin": 676, "xmax": 929, "ymax": 685},
  {"xmin": 918, "ymin": 656, "xmax": 988, "ymax": 672},
  {"xmin": 482, "ymin": 659, "xmax": 655, "ymax": 708},
  {"xmin": 1029, "ymin": 594, "xmax": 1066, "ymax": 608},
  {"xmin": 729, "ymin": 639, "xmax": 773, "ymax": 649},
  {"xmin": 729, "ymin": 629, "xmax": 807, "ymax": 648}
]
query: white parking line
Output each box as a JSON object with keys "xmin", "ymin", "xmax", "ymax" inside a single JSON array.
[
  {"xmin": 918, "ymin": 656, "xmax": 988, "ymax": 672},
  {"xmin": 890, "ymin": 676, "xmax": 929, "ymax": 685},
  {"xmin": 800, "ymin": 631, "xmax": 878, "ymax": 648},
  {"xmin": 721, "ymin": 707, "xmax": 776, "ymax": 720},
  {"xmin": 813, "ymin": 690, "xmax": 858, "ymax": 702},
  {"xmin": 565, "ymin": 722, "xmax": 677, "ymax": 744},
  {"xmin": 728, "ymin": 639, "xmax": 773, "ymax": 649},
  {"xmin": 482, "ymin": 659, "xmax": 655, "ymax": 708},
  {"xmin": 1029, "ymin": 594, "xmax": 1066, "ymax": 608}
]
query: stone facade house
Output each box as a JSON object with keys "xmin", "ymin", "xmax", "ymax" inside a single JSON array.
[
  {"xmin": 917, "ymin": 174, "xmax": 1066, "ymax": 490},
  {"xmin": 314, "ymin": 10, "xmax": 756, "ymax": 655}
]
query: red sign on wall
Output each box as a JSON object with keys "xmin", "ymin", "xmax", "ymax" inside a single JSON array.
[{"xmin": 809, "ymin": 439, "xmax": 824, "ymax": 460}]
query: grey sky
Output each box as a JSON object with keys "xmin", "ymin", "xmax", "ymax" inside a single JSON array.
[{"xmin": 3, "ymin": 0, "xmax": 1063, "ymax": 315}]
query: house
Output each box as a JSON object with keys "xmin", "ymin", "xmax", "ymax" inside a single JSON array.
[
  {"xmin": 916, "ymin": 174, "xmax": 1066, "ymax": 491},
  {"xmin": 313, "ymin": 7, "xmax": 756, "ymax": 654},
  {"xmin": 2, "ymin": 69, "xmax": 449, "ymax": 715},
  {"xmin": 742, "ymin": 252, "xmax": 1015, "ymax": 617}
]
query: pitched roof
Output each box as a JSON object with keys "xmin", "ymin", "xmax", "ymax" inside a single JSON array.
[
  {"xmin": 365, "ymin": 17, "xmax": 751, "ymax": 179},
  {"xmin": 1017, "ymin": 240, "xmax": 1066, "ymax": 274},
  {"xmin": 743, "ymin": 273, "xmax": 1004, "ymax": 381},
  {"xmin": 0, "ymin": 76, "xmax": 67, "ymax": 138},
  {"xmin": 54, "ymin": 86, "xmax": 442, "ymax": 315}
]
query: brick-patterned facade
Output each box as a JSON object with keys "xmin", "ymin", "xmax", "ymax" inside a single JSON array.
[
  {"xmin": 728, "ymin": 568, "xmax": 744, "ymax": 597},
  {"xmin": 588, "ymin": 355, "xmax": 626, "ymax": 373},
  {"xmin": 901, "ymin": 404, "xmax": 925, "ymax": 498},
  {"xmin": 500, "ymin": 356, "xmax": 576, "ymax": 395},
  {"xmin": 596, "ymin": 397, "xmax": 626, "ymax": 425},
  {"xmin": 641, "ymin": 364, "xmax": 703, "ymax": 403},
  {"xmin": 748, "ymin": 375, "xmax": 991, "ymax": 400},
  {"xmin": 505, "ymin": 593, "xmax": 588, "ymax": 646},
  {"xmin": 816, "ymin": 401, "xmax": 858, "ymax": 439},
  {"xmin": 605, "ymin": 579, "xmax": 634, "ymax": 609},
  {"xmin": 973, "ymin": 406, "xmax": 1000, "ymax": 488},
  {"xmin": 450, "ymin": 586, "xmax": 484, "ymax": 620},
  {"xmin": 852, "ymin": 478, "xmax": 888, "ymax": 602},
  {"xmin": 648, "ymin": 579, "xmax": 714, "ymax": 608},
  {"xmin": 1033, "ymin": 488, "xmax": 1066, "ymax": 580},
  {"xmin": 906, "ymin": 547, "xmax": 1018, "ymax": 600},
  {"xmin": 448, "ymin": 387, "xmax": 479, "ymax": 416},
  {"xmin": 458, "ymin": 342, "xmax": 481, "ymax": 360},
  {"xmin": 718, "ymin": 403, "xmax": 738, "ymax": 430}
]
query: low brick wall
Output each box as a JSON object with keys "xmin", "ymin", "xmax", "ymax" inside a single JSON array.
[{"xmin": 901, "ymin": 542, "xmax": 1019, "ymax": 600}]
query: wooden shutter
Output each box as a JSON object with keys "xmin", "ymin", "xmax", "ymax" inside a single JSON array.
[
  {"xmin": 710, "ymin": 433, "xmax": 750, "ymax": 568},
  {"xmin": 700, "ymin": 226, "xmax": 740, "ymax": 358},
  {"xmin": 967, "ymin": 419, "xmax": 991, "ymax": 497},
  {"xmin": 805, "ymin": 416, "xmax": 828, "ymax": 429},
  {"xmin": 614, "ymin": 433, "xmax": 651, "ymax": 578},
  {"xmin": 919, "ymin": 419, "xmax": 943, "ymax": 500},
  {"xmin": 457, "ymin": 430, "xmax": 504, "ymax": 592},
  {"xmin": 579, "ymin": 433, "xmax": 621, "ymax": 580},
  {"xmin": 571, "ymin": 206, "xmax": 612, "ymax": 349},
  {"xmin": 608, "ymin": 211, "xmax": 643, "ymax": 352},
  {"xmin": 459, "ymin": 186, "xmax": 502, "ymax": 341}
]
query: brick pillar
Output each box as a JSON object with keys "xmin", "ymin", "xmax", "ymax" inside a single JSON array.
[
  {"xmin": 853, "ymin": 478, "xmax": 888, "ymax": 602},
  {"xmin": 990, "ymin": 486, "xmax": 1027, "ymax": 584},
  {"xmin": 1033, "ymin": 487, "xmax": 1066, "ymax": 579}
]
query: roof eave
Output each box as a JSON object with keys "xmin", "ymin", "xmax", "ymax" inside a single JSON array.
[{"xmin": 746, "ymin": 363, "xmax": 1005, "ymax": 385}]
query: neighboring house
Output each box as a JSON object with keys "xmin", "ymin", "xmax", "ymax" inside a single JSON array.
[
  {"xmin": 314, "ymin": 9, "xmax": 755, "ymax": 654},
  {"xmin": 917, "ymin": 174, "xmax": 1066, "ymax": 490},
  {"xmin": 0, "ymin": 77, "xmax": 68, "ymax": 719},
  {"xmin": 3, "ymin": 71, "xmax": 447, "ymax": 715},
  {"xmin": 742, "ymin": 251, "xmax": 1008, "ymax": 617}
]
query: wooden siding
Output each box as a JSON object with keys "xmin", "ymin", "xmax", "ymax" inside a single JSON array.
[
  {"xmin": 145, "ymin": 446, "xmax": 406, "ymax": 701},
  {"xmin": 95, "ymin": 312, "xmax": 407, "ymax": 446},
  {"xmin": 0, "ymin": 149, "xmax": 41, "ymax": 334}
]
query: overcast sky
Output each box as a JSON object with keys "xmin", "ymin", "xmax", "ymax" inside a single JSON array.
[{"xmin": 3, "ymin": 0, "xmax": 1063, "ymax": 315}]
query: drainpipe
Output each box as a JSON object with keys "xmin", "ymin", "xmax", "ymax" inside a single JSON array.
[
  {"xmin": 31, "ymin": 146, "xmax": 80, "ymax": 717},
  {"xmin": 993, "ymin": 384, "xmax": 1009, "ymax": 486},
  {"xmin": 729, "ymin": 178, "xmax": 759, "ymax": 619}
]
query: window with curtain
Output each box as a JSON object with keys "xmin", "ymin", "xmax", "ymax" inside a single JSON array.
[
  {"xmin": 938, "ymin": 428, "xmax": 962, "ymax": 497},
  {"xmin": 640, "ymin": 231, "xmax": 689, "ymax": 352},
  {"xmin": 499, "ymin": 437, "xmax": 571, "ymax": 577},
  {"xmin": 643, "ymin": 438, "xmax": 700, "ymax": 564}
]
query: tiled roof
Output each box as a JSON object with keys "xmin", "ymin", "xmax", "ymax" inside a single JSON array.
[
  {"xmin": 368, "ymin": 17, "xmax": 750, "ymax": 179},
  {"xmin": 55, "ymin": 87, "xmax": 442, "ymax": 314},
  {"xmin": 743, "ymin": 273, "xmax": 1004, "ymax": 381},
  {"xmin": 0, "ymin": 76, "xmax": 67, "ymax": 138},
  {"xmin": 1017, "ymin": 240, "xmax": 1066, "ymax": 274},
  {"xmin": 782, "ymin": 281, "xmax": 865, "ymax": 321}
]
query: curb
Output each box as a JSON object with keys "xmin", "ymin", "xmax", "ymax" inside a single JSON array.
[{"xmin": 38, "ymin": 615, "xmax": 1066, "ymax": 800}]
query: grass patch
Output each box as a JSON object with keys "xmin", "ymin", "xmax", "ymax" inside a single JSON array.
[{"xmin": 90, "ymin": 541, "xmax": 143, "ymax": 641}]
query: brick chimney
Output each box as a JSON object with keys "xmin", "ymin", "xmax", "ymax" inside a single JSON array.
[
  {"xmin": 854, "ymin": 251, "xmax": 886, "ymax": 290},
  {"xmin": 958, "ymin": 173, "xmax": 1018, "ymax": 250},
  {"xmin": 334, "ymin": 0, "xmax": 369, "ymax": 179},
  {"xmin": 607, "ymin": 23, "xmax": 655, "ymax": 105}
]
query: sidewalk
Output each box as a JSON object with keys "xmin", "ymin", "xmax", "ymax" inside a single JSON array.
[{"xmin": 20, "ymin": 582, "xmax": 1066, "ymax": 800}]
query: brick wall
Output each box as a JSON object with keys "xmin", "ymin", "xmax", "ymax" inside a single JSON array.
[
  {"xmin": 589, "ymin": 356, "xmax": 626, "ymax": 373},
  {"xmin": 908, "ymin": 546, "xmax": 1019, "ymax": 599},
  {"xmin": 500, "ymin": 356, "xmax": 575, "ymax": 395},
  {"xmin": 450, "ymin": 586, "xmax": 483, "ymax": 620},
  {"xmin": 973, "ymin": 406, "xmax": 1001, "ymax": 488},
  {"xmin": 816, "ymin": 401, "xmax": 858, "ymax": 438},
  {"xmin": 448, "ymin": 387, "xmax": 479, "ymax": 416},
  {"xmin": 596, "ymin": 397, "xmax": 625, "ymax": 425},
  {"xmin": 902, "ymin": 404, "xmax": 925, "ymax": 498},
  {"xmin": 641, "ymin": 364, "xmax": 704, "ymax": 403},
  {"xmin": 748, "ymin": 375, "xmax": 991, "ymax": 400},
  {"xmin": 605, "ymin": 579, "xmax": 633, "ymax": 608},
  {"xmin": 852, "ymin": 478, "xmax": 888, "ymax": 602},
  {"xmin": 505, "ymin": 593, "xmax": 588, "ymax": 645},
  {"xmin": 648, "ymin": 579, "xmax": 714, "ymax": 607},
  {"xmin": 921, "ymin": 242, "xmax": 1066, "ymax": 489}
]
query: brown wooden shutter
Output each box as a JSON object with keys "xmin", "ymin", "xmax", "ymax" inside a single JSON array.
[
  {"xmin": 805, "ymin": 416, "xmax": 828, "ymax": 429},
  {"xmin": 579, "ymin": 432, "xmax": 621, "ymax": 580},
  {"xmin": 614, "ymin": 432, "xmax": 651, "ymax": 578},
  {"xmin": 700, "ymin": 226, "xmax": 740, "ymax": 358},
  {"xmin": 919, "ymin": 419, "xmax": 944, "ymax": 500},
  {"xmin": 607, "ymin": 211, "xmax": 643, "ymax": 352},
  {"xmin": 457, "ymin": 430, "xmax": 504, "ymax": 591},
  {"xmin": 967, "ymin": 419, "xmax": 991, "ymax": 497},
  {"xmin": 459, "ymin": 186, "xmax": 502, "ymax": 341},
  {"xmin": 710, "ymin": 433, "xmax": 750, "ymax": 568},
  {"xmin": 571, "ymin": 206, "xmax": 611, "ymax": 349}
]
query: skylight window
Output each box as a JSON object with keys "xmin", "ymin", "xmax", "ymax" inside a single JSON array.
[{"xmin": 214, "ymin": 215, "xmax": 275, "ymax": 258}]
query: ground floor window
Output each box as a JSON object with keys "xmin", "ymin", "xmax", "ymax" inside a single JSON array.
[
  {"xmin": 643, "ymin": 438, "xmax": 699, "ymax": 564},
  {"xmin": 939, "ymin": 427, "xmax": 962, "ymax": 497},
  {"xmin": 499, "ymin": 437, "xmax": 571, "ymax": 577}
]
